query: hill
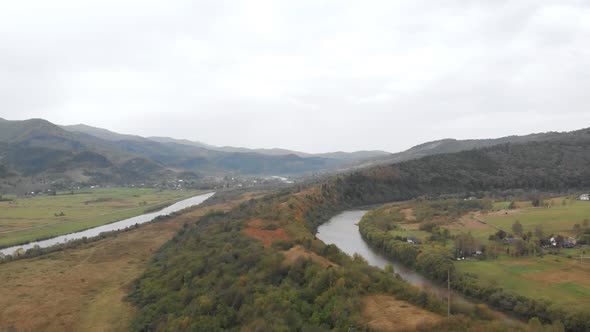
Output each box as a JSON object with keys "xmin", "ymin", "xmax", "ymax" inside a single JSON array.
[
  {"xmin": 0, "ymin": 119, "xmax": 385, "ymax": 193},
  {"xmin": 125, "ymin": 127, "xmax": 590, "ymax": 331},
  {"xmin": 303, "ymin": 127, "xmax": 590, "ymax": 232}
]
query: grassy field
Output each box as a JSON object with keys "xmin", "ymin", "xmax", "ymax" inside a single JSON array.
[
  {"xmin": 0, "ymin": 188, "xmax": 202, "ymax": 248},
  {"xmin": 0, "ymin": 193, "xmax": 249, "ymax": 332},
  {"xmin": 482, "ymin": 197, "xmax": 590, "ymax": 236},
  {"xmin": 457, "ymin": 254, "xmax": 590, "ymax": 308},
  {"xmin": 448, "ymin": 197, "xmax": 590, "ymax": 306}
]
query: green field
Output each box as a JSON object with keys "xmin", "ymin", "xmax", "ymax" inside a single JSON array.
[
  {"xmin": 457, "ymin": 254, "xmax": 590, "ymax": 307},
  {"xmin": 482, "ymin": 198, "xmax": 590, "ymax": 236},
  {"xmin": 449, "ymin": 197, "xmax": 590, "ymax": 306},
  {"xmin": 0, "ymin": 188, "xmax": 202, "ymax": 248}
]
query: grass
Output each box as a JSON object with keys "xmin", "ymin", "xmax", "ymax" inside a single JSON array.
[
  {"xmin": 437, "ymin": 197, "xmax": 590, "ymax": 306},
  {"xmin": 0, "ymin": 187, "xmax": 203, "ymax": 248},
  {"xmin": 455, "ymin": 249, "xmax": 590, "ymax": 309},
  {"xmin": 481, "ymin": 198, "xmax": 590, "ymax": 236},
  {"xmin": 0, "ymin": 193, "xmax": 249, "ymax": 332},
  {"xmin": 388, "ymin": 229, "xmax": 431, "ymax": 242},
  {"xmin": 457, "ymin": 254, "xmax": 590, "ymax": 307}
]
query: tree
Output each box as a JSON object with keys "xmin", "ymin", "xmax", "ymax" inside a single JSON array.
[
  {"xmin": 532, "ymin": 197, "xmax": 541, "ymax": 207},
  {"xmin": 534, "ymin": 225, "xmax": 544, "ymax": 240},
  {"xmin": 384, "ymin": 263, "xmax": 395, "ymax": 275},
  {"xmin": 512, "ymin": 220, "xmax": 523, "ymax": 236},
  {"xmin": 495, "ymin": 229, "xmax": 507, "ymax": 240},
  {"xmin": 573, "ymin": 223, "xmax": 582, "ymax": 235}
]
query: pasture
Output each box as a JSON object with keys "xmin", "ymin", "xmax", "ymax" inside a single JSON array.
[
  {"xmin": 0, "ymin": 192, "xmax": 248, "ymax": 332},
  {"xmin": 481, "ymin": 198, "xmax": 590, "ymax": 236},
  {"xmin": 0, "ymin": 187, "xmax": 201, "ymax": 248},
  {"xmin": 457, "ymin": 254, "xmax": 590, "ymax": 307}
]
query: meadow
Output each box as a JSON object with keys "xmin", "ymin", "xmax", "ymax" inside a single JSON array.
[
  {"xmin": 0, "ymin": 187, "xmax": 202, "ymax": 248},
  {"xmin": 481, "ymin": 197, "xmax": 590, "ymax": 236},
  {"xmin": 457, "ymin": 254, "xmax": 590, "ymax": 308},
  {"xmin": 0, "ymin": 192, "xmax": 247, "ymax": 332},
  {"xmin": 450, "ymin": 197, "xmax": 590, "ymax": 306}
]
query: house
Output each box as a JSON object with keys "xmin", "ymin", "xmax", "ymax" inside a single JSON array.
[
  {"xmin": 578, "ymin": 194, "xmax": 590, "ymax": 201},
  {"xmin": 503, "ymin": 237, "xmax": 521, "ymax": 245},
  {"xmin": 564, "ymin": 237, "xmax": 577, "ymax": 248},
  {"xmin": 406, "ymin": 236, "xmax": 422, "ymax": 244}
]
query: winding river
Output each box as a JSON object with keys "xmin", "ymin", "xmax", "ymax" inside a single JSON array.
[
  {"xmin": 316, "ymin": 210, "xmax": 476, "ymax": 306},
  {"xmin": 0, "ymin": 192, "xmax": 215, "ymax": 256}
]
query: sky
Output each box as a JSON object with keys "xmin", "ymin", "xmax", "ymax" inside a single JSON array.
[{"xmin": 1, "ymin": 0, "xmax": 589, "ymax": 153}]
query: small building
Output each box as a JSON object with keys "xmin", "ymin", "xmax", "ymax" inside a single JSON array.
[
  {"xmin": 406, "ymin": 236, "xmax": 422, "ymax": 244},
  {"xmin": 578, "ymin": 194, "xmax": 590, "ymax": 201},
  {"xmin": 564, "ymin": 237, "xmax": 577, "ymax": 248}
]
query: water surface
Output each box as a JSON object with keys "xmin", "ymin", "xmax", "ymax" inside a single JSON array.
[{"xmin": 1, "ymin": 192, "xmax": 215, "ymax": 256}]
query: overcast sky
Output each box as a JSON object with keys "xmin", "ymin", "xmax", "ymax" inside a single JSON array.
[{"xmin": 1, "ymin": 0, "xmax": 589, "ymax": 153}]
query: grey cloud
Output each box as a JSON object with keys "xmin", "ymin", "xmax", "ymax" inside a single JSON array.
[{"xmin": 0, "ymin": 0, "xmax": 589, "ymax": 153}]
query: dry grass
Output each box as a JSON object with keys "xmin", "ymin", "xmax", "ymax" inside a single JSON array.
[
  {"xmin": 361, "ymin": 294, "xmax": 441, "ymax": 332},
  {"xmin": 0, "ymin": 197, "xmax": 246, "ymax": 332},
  {"xmin": 400, "ymin": 208, "xmax": 416, "ymax": 221},
  {"xmin": 282, "ymin": 245, "xmax": 337, "ymax": 268},
  {"xmin": 444, "ymin": 214, "xmax": 496, "ymax": 231},
  {"xmin": 243, "ymin": 227, "xmax": 289, "ymax": 247}
]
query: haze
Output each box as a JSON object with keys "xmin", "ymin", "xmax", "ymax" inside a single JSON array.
[{"xmin": 1, "ymin": 0, "xmax": 589, "ymax": 153}]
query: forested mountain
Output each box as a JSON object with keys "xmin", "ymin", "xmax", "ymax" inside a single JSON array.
[
  {"xmin": 0, "ymin": 119, "xmax": 387, "ymax": 193},
  {"xmin": 305, "ymin": 128, "xmax": 590, "ymax": 231},
  {"xmin": 355, "ymin": 129, "xmax": 577, "ymax": 168}
]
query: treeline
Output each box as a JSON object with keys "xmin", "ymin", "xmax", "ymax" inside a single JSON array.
[
  {"xmin": 359, "ymin": 206, "xmax": 590, "ymax": 331},
  {"xmin": 306, "ymin": 138, "xmax": 590, "ymax": 232}
]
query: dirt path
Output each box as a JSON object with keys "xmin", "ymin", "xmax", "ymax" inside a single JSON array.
[{"xmin": 0, "ymin": 198, "xmax": 245, "ymax": 332}]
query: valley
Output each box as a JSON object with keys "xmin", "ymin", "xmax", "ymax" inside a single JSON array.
[
  {"xmin": 0, "ymin": 187, "xmax": 204, "ymax": 249},
  {"xmin": 2, "ymin": 122, "xmax": 590, "ymax": 331}
]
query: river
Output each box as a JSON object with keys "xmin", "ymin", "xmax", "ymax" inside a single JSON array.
[
  {"xmin": 0, "ymin": 192, "xmax": 215, "ymax": 256},
  {"xmin": 316, "ymin": 210, "xmax": 477, "ymax": 306}
]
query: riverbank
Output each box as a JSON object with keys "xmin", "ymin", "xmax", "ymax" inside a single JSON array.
[
  {"xmin": 0, "ymin": 192, "xmax": 214, "ymax": 256},
  {"xmin": 0, "ymin": 193, "xmax": 248, "ymax": 332},
  {"xmin": 0, "ymin": 188, "xmax": 204, "ymax": 249},
  {"xmin": 316, "ymin": 211, "xmax": 513, "ymax": 317},
  {"xmin": 357, "ymin": 201, "xmax": 590, "ymax": 331}
]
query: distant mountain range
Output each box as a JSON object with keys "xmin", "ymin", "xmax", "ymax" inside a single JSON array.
[
  {"xmin": 0, "ymin": 118, "xmax": 391, "ymax": 191},
  {"xmin": 0, "ymin": 117, "xmax": 587, "ymax": 193}
]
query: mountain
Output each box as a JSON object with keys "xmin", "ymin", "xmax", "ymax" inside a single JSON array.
[
  {"xmin": 0, "ymin": 118, "xmax": 171, "ymax": 189},
  {"xmin": 61, "ymin": 124, "xmax": 146, "ymax": 142},
  {"xmin": 314, "ymin": 128, "xmax": 590, "ymax": 214},
  {"xmin": 0, "ymin": 119, "xmax": 363, "ymax": 193},
  {"xmin": 148, "ymin": 135, "xmax": 391, "ymax": 161},
  {"xmin": 348, "ymin": 130, "xmax": 576, "ymax": 170}
]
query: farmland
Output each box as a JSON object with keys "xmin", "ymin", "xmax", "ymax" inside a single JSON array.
[
  {"xmin": 457, "ymin": 255, "xmax": 590, "ymax": 308},
  {"xmin": 0, "ymin": 188, "xmax": 202, "ymax": 248},
  {"xmin": 0, "ymin": 192, "xmax": 248, "ymax": 332},
  {"xmin": 453, "ymin": 197, "xmax": 590, "ymax": 307},
  {"xmin": 359, "ymin": 196, "xmax": 590, "ymax": 329},
  {"xmin": 480, "ymin": 197, "xmax": 590, "ymax": 237}
]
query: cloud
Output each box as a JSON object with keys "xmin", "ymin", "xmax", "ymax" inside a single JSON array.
[{"xmin": 1, "ymin": 0, "xmax": 589, "ymax": 153}]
